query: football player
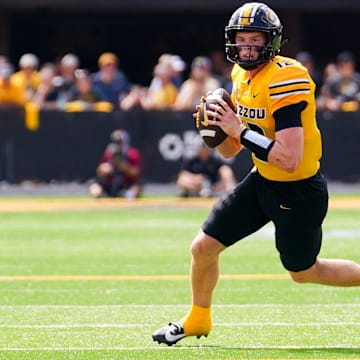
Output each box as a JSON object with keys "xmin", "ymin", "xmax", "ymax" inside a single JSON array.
[{"xmin": 152, "ymin": 2, "xmax": 360, "ymax": 346}]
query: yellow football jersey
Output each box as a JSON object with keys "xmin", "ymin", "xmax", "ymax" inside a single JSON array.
[{"xmin": 231, "ymin": 55, "xmax": 322, "ymax": 181}]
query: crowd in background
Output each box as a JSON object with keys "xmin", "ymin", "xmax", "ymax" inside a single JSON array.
[
  {"xmin": 0, "ymin": 50, "xmax": 231, "ymax": 113},
  {"xmin": 295, "ymin": 50, "xmax": 360, "ymax": 112},
  {"xmin": 1, "ymin": 49, "xmax": 359, "ymax": 198},
  {"xmin": 0, "ymin": 48, "xmax": 359, "ymax": 114}
]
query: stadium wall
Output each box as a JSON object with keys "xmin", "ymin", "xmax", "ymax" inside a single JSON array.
[{"xmin": 0, "ymin": 109, "xmax": 359, "ymax": 184}]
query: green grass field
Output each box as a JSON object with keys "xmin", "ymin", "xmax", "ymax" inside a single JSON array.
[{"xmin": 0, "ymin": 200, "xmax": 359, "ymax": 359}]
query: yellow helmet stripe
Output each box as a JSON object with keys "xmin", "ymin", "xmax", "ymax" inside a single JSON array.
[{"xmin": 238, "ymin": 3, "xmax": 260, "ymax": 25}]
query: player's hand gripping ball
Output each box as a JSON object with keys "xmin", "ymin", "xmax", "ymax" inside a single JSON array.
[{"xmin": 196, "ymin": 88, "xmax": 235, "ymax": 148}]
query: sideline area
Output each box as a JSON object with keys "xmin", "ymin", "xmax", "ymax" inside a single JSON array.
[
  {"xmin": 1, "ymin": 180, "xmax": 360, "ymax": 196},
  {"xmin": 0, "ymin": 181, "xmax": 359, "ymax": 212},
  {"xmin": 0, "ymin": 197, "xmax": 216, "ymax": 212},
  {"xmin": 0, "ymin": 195, "xmax": 358, "ymax": 212}
]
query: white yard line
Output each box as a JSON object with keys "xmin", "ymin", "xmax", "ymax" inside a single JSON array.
[
  {"xmin": 0, "ymin": 322, "xmax": 359, "ymax": 329},
  {"xmin": 0, "ymin": 345, "xmax": 359, "ymax": 351}
]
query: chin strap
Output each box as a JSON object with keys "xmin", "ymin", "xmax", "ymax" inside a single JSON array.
[{"xmin": 280, "ymin": 38, "xmax": 289, "ymax": 48}]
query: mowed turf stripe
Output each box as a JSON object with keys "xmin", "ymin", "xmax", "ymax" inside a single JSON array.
[
  {"xmin": 0, "ymin": 198, "xmax": 217, "ymax": 212},
  {"xmin": 0, "ymin": 274, "xmax": 289, "ymax": 281},
  {"xmin": 0, "ymin": 304, "xmax": 359, "ymax": 309}
]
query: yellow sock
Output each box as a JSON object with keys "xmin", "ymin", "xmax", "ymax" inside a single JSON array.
[{"xmin": 181, "ymin": 304, "xmax": 212, "ymax": 336}]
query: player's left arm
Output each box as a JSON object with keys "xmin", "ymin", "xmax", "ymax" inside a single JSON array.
[
  {"xmin": 267, "ymin": 101, "xmax": 306, "ymax": 172},
  {"xmin": 267, "ymin": 126, "xmax": 303, "ymax": 173},
  {"xmin": 238, "ymin": 101, "xmax": 306, "ymax": 173},
  {"xmin": 264, "ymin": 63, "xmax": 312, "ymax": 172}
]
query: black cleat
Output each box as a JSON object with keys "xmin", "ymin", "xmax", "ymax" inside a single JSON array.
[{"xmin": 152, "ymin": 322, "xmax": 186, "ymax": 346}]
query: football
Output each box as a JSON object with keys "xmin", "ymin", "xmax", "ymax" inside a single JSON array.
[{"xmin": 197, "ymin": 88, "xmax": 235, "ymax": 148}]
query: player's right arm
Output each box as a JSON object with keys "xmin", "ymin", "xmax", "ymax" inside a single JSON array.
[{"xmin": 215, "ymin": 136, "xmax": 243, "ymax": 158}]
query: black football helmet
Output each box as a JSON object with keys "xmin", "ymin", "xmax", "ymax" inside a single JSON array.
[{"xmin": 225, "ymin": 2, "xmax": 283, "ymax": 70}]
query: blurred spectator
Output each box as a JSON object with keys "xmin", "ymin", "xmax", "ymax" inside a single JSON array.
[
  {"xmin": 295, "ymin": 51, "xmax": 322, "ymax": 97},
  {"xmin": 88, "ymin": 129, "xmax": 142, "ymax": 199},
  {"xmin": 170, "ymin": 54, "xmax": 186, "ymax": 89},
  {"xmin": 317, "ymin": 51, "xmax": 360, "ymax": 112},
  {"xmin": 0, "ymin": 63, "xmax": 27, "ymax": 107},
  {"xmin": 177, "ymin": 138, "xmax": 236, "ymax": 198},
  {"xmin": 322, "ymin": 62, "xmax": 339, "ymax": 84},
  {"xmin": 119, "ymin": 85, "xmax": 146, "ymax": 111},
  {"xmin": 143, "ymin": 61, "xmax": 178, "ymax": 109},
  {"xmin": 59, "ymin": 53, "xmax": 79, "ymax": 86},
  {"xmin": 32, "ymin": 62, "xmax": 59, "ymax": 109},
  {"xmin": 91, "ymin": 52, "xmax": 131, "ymax": 110},
  {"xmin": 153, "ymin": 53, "xmax": 186, "ymax": 90},
  {"xmin": 209, "ymin": 49, "xmax": 233, "ymax": 93},
  {"xmin": 65, "ymin": 69, "xmax": 112, "ymax": 112},
  {"xmin": 121, "ymin": 61, "xmax": 178, "ymax": 110},
  {"xmin": 52, "ymin": 53, "xmax": 80, "ymax": 109},
  {"xmin": 173, "ymin": 56, "xmax": 221, "ymax": 110},
  {"xmin": 0, "ymin": 55, "xmax": 12, "ymax": 70},
  {"xmin": 11, "ymin": 53, "xmax": 40, "ymax": 101},
  {"xmin": 316, "ymin": 61, "xmax": 339, "ymax": 110}
]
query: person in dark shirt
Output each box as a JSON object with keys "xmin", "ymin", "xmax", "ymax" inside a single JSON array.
[
  {"xmin": 52, "ymin": 53, "xmax": 80, "ymax": 109},
  {"xmin": 66, "ymin": 69, "xmax": 109, "ymax": 111},
  {"xmin": 177, "ymin": 138, "xmax": 236, "ymax": 197},
  {"xmin": 295, "ymin": 51, "xmax": 322, "ymax": 98},
  {"xmin": 91, "ymin": 52, "xmax": 131, "ymax": 110},
  {"xmin": 317, "ymin": 51, "xmax": 360, "ymax": 111}
]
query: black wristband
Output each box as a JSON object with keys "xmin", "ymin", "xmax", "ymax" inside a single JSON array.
[{"xmin": 240, "ymin": 129, "xmax": 275, "ymax": 162}]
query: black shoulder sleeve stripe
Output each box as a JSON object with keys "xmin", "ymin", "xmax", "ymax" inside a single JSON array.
[{"xmin": 273, "ymin": 101, "xmax": 307, "ymax": 132}]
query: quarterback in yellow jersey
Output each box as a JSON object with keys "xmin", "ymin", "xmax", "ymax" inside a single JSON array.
[
  {"xmin": 152, "ymin": 2, "xmax": 360, "ymax": 347},
  {"xmin": 231, "ymin": 54, "xmax": 322, "ymax": 181}
]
